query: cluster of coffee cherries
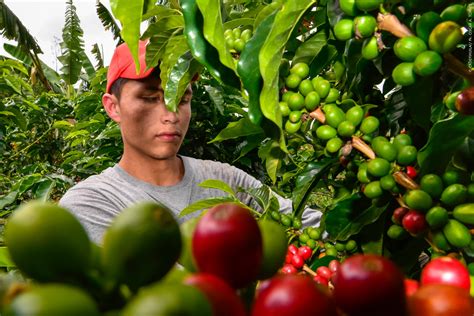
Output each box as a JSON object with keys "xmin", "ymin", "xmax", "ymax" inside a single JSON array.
[
  {"xmin": 269, "ymin": 210, "xmax": 303, "ymax": 230},
  {"xmin": 332, "ymin": 0, "xmax": 382, "ymax": 60},
  {"xmin": 356, "ymin": 134, "xmax": 418, "ymax": 199},
  {"xmin": 387, "ymin": 169, "xmax": 474, "ymax": 256},
  {"xmin": 281, "ymin": 244, "xmax": 340, "ymax": 287},
  {"xmin": 391, "ymin": 4, "xmax": 466, "ymax": 86},
  {"xmin": 279, "ymin": 62, "xmax": 340, "ymax": 135},
  {"xmin": 314, "ymin": 105, "xmax": 380, "ymax": 156},
  {"xmin": 224, "ymin": 27, "xmax": 252, "ymax": 53}
]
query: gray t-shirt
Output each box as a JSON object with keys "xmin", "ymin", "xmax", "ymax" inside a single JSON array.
[{"xmin": 59, "ymin": 156, "xmax": 321, "ymax": 244}]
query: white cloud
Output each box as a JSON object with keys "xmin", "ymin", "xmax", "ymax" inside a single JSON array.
[{"xmin": 1, "ymin": 0, "xmax": 117, "ymax": 71}]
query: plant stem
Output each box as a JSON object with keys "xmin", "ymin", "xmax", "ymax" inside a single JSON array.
[
  {"xmin": 8, "ymin": 126, "xmax": 53, "ymax": 159},
  {"xmin": 443, "ymin": 53, "xmax": 474, "ymax": 85},
  {"xmin": 393, "ymin": 171, "xmax": 420, "ymax": 190},
  {"xmin": 377, "ymin": 13, "xmax": 414, "ymax": 38},
  {"xmin": 351, "ymin": 136, "xmax": 376, "ymax": 159},
  {"xmin": 302, "ymin": 264, "xmax": 317, "ymax": 276},
  {"xmin": 309, "ymin": 107, "xmax": 326, "ymax": 124}
]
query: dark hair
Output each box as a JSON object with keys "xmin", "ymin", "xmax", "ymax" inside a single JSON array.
[{"xmin": 109, "ymin": 67, "xmax": 161, "ymax": 99}]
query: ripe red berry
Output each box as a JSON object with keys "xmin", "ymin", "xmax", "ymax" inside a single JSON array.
[
  {"xmin": 313, "ymin": 274, "xmax": 329, "ymax": 286},
  {"xmin": 298, "ymin": 246, "xmax": 312, "ymax": 261},
  {"xmin": 281, "ymin": 264, "xmax": 298, "ymax": 274},
  {"xmin": 328, "ymin": 260, "xmax": 340, "ymax": 274},
  {"xmin": 404, "ymin": 278, "xmax": 419, "ymax": 297},
  {"xmin": 402, "ymin": 210, "xmax": 428, "ymax": 236},
  {"xmin": 392, "ymin": 207, "xmax": 409, "ymax": 225},
  {"xmin": 285, "ymin": 253, "xmax": 293, "ymax": 264},
  {"xmin": 288, "ymin": 244, "xmax": 298, "ymax": 255},
  {"xmin": 406, "ymin": 166, "xmax": 417, "ymax": 179},
  {"xmin": 291, "ymin": 254, "xmax": 305, "ymax": 269},
  {"xmin": 316, "ymin": 266, "xmax": 332, "ymax": 280}
]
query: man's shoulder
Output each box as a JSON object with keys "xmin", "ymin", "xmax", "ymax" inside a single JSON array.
[
  {"xmin": 182, "ymin": 156, "xmax": 239, "ymax": 174},
  {"xmin": 65, "ymin": 166, "xmax": 120, "ymax": 192}
]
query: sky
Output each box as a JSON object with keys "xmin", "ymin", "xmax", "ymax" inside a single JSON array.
[{"xmin": 1, "ymin": 0, "xmax": 118, "ymax": 71}]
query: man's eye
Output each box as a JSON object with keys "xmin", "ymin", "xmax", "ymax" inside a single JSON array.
[
  {"xmin": 142, "ymin": 96, "xmax": 159, "ymax": 103},
  {"xmin": 179, "ymin": 97, "xmax": 191, "ymax": 105}
]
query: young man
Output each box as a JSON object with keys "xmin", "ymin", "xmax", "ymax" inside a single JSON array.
[{"xmin": 60, "ymin": 40, "xmax": 321, "ymax": 244}]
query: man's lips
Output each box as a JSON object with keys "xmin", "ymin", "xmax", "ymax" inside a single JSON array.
[{"xmin": 156, "ymin": 131, "xmax": 182, "ymax": 141}]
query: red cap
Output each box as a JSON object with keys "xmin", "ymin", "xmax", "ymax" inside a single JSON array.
[{"xmin": 106, "ymin": 40, "xmax": 155, "ymax": 93}]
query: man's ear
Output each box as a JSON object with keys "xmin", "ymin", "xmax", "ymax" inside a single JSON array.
[{"xmin": 102, "ymin": 93, "xmax": 121, "ymax": 123}]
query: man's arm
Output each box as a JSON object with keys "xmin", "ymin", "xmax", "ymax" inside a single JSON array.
[
  {"xmin": 59, "ymin": 185, "xmax": 124, "ymax": 244},
  {"xmin": 224, "ymin": 163, "xmax": 323, "ymax": 228}
]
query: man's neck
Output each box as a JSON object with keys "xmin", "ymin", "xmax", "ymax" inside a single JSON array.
[{"xmin": 118, "ymin": 155, "xmax": 185, "ymax": 186}]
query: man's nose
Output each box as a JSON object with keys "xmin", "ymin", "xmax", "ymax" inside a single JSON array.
[{"xmin": 161, "ymin": 107, "xmax": 179, "ymax": 123}]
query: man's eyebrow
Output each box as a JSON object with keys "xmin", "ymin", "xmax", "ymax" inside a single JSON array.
[{"xmin": 142, "ymin": 86, "xmax": 163, "ymax": 93}]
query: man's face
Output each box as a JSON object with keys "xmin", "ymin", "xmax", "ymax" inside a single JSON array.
[{"xmin": 106, "ymin": 75, "xmax": 192, "ymax": 161}]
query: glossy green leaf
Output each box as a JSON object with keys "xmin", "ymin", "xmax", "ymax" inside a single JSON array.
[
  {"xmin": 310, "ymin": 256, "xmax": 337, "ymax": 270},
  {"xmin": 293, "ymin": 158, "xmax": 338, "ymax": 218},
  {"xmin": 254, "ymin": 2, "xmax": 282, "ymax": 29},
  {"xmin": 259, "ymin": 0, "xmax": 317, "ymax": 150},
  {"xmin": 418, "ymin": 114, "xmax": 474, "ymax": 174},
  {"xmin": 4, "ymin": 107, "xmax": 27, "ymax": 131},
  {"xmin": 141, "ymin": 5, "xmax": 182, "ymax": 21},
  {"xmin": 34, "ymin": 178, "xmax": 55, "ymax": 201},
  {"xmin": 293, "ymin": 31, "xmax": 327, "ymax": 65},
  {"xmin": 238, "ymin": 184, "xmax": 280, "ymax": 215},
  {"xmin": 223, "ymin": 18, "xmax": 254, "ymax": 30},
  {"xmin": 0, "ymin": 191, "xmax": 18, "ymax": 210},
  {"xmin": 198, "ymin": 179, "xmax": 236, "ymax": 197},
  {"xmin": 196, "ymin": 0, "xmax": 236, "ymax": 71},
  {"xmin": 358, "ymin": 216, "xmax": 385, "ymax": 255},
  {"xmin": 110, "ymin": 0, "xmax": 144, "ymax": 73},
  {"xmin": 209, "ymin": 118, "xmax": 264, "ymax": 143},
  {"xmin": 324, "ymin": 194, "xmax": 389, "ymax": 241},
  {"xmin": 159, "ymin": 35, "xmax": 189, "ymax": 110},
  {"xmin": 402, "ymin": 77, "xmax": 433, "ymax": 133},
  {"xmin": 237, "ymin": 12, "xmax": 277, "ymax": 126},
  {"xmin": 142, "ymin": 15, "xmax": 184, "ymax": 39},
  {"xmin": 308, "ymin": 44, "xmax": 338, "ymax": 77},
  {"xmin": 258, "ymin": 140, "xmax": 285, "ymax": 184},
  {"xmin": 179, "ymin": 197, "xmax": 237, "ymax": 217},
  {"xmin": 164, "ymin": 51, "xmax": 201, "ymax": 112}
]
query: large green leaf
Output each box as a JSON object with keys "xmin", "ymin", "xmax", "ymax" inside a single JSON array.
[
  {"xmin": 292, "ymin": 31, "xmax": 327, "ymax": 65},
  {"xmin": 292, "ymin": 158, "xmax": 338, "ymax": 218},
  {"xmin": 96, "ymin": 1, "xmax": 123, "ymax": 43},
  {"xmin": 110, "ymin": 0, "xmax": 144, "ymax": 72},
  {"xmin": 238, "ymin": 184, "xmax": 280, "ymax": 216},
  {"xmin": 237, "ymin": 11, "xmax": 277, "ymax": 126},
  {"xmin": 209, "ymin": 118, "xmax": 264, "ymax": 143},
  {"xmin": 195, "ymin": 0, "xmax": 236, "ymax": 71},
  {"xmin": 59, "ymin": 0, "xmax": 86, "ymax": 85},
  {"xmin": 308, "ymin": 44, "xmax": 338, "ymax": 77},
  {"xmin": 0, "ymin": 1, "xmax": 42, "ymax": 53},
  {"xmin": 418, "ymin": 114, "xmax": 474, "ymax": 174},
  {"xmin": 258, "ymin": 139, "xmax": 285, "ymax": 184},
  {"xmin": 198, "ymin": 179, "xmax": 236, "ymax": 197},
  {"xmin": 3, "ymin": 43, "xmax": 61, "ymax": 89},
  {"xmin": 259, "ymin": 0, "xmax": 317, "ymax": 150},
  {"xmin": 34, "ymin": 178, "xmax": 55, "ymax": 201},
  {"xmin": 324, "ymin": 194, "xmax": 390, "ymax": 241},
  {"xmin": 141, "ymin": 5, "xmax": 182, "ymax": 21},
  {"xmin": 159, "ymin": 35, "xmax": 190, "ymax": 110},
  {"xmin": 402, "ymin": 77, "xmax": 434, "ymax": 133},
  {"xmin": 164, "ymin": 51, "xmax": 201, "ymax": 112},
  {"xmin": 223, "ymin": 18, "xmax": 254, "ymax": 30},
  {"xmin": 179, "ymin": 197, "xmax": 237, "ymax": 217}
]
